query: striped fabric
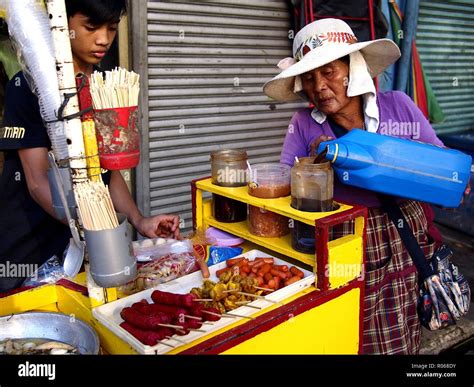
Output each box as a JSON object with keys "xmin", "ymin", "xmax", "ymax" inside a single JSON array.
[{"xmin": 334, "ymin": 200, "xmax": 437, "ymax": 354}]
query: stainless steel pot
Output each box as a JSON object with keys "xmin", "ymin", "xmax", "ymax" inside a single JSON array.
[{"xmin": 0, "ymin": 312, "xmax": 100, "ymax": 354}]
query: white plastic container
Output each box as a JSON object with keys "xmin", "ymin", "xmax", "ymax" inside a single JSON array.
[{"xmin": 92, "ymin": 250, "xmax": 315, "ymax": 354}]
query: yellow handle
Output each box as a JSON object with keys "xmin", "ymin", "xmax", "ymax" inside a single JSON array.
[{"xmin": 82, "ymin": 119, "xmax": 102, "ymax": 181}]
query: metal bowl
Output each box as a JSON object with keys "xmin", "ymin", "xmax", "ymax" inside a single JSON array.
[{"xmin": 0, "ymin": 312, "xmax": 100, "ymax": 354}]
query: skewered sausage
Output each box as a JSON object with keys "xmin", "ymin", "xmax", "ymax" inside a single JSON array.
[
  {"xmin": 132, "ymin": 302, "xmax": 187, "ymax": 320},
  {"xmin": 290, "ymin": 266, "xmax": 304, "ymax": 278},
  {"xmin": 176, "ymin": 319, "xmax": 203, "ymax": 330},
  {"xmin": 284, "ymin": 276, "xmax": 301, "ymax": 286},
  {"xmin": 120, "ymin": 322, "xmax": 171, "ymax": 346},
  {"xmin": 151, "ymin": 290, "xmax": 196, "ymax": 307},
  {"xmin": 270, "ymin": 268, "xmax": 288, "ymax": 280},
  {"xmin": 216, "ymin": 267, "xmax": 231, "ymax": 277},
  {"xmin": 255, "ymin": 258, "xmax": 274, "ymax": 264},
  {"xmin": 274, "ymin": 265, "xmax": 289, "ymax": 272},
  {"xmin": 201, "ymin": 307, "xmax": 221, "ymax": 322},
  {"xmin": 120, "ymin": 307, "xmax": 171, "ymax": 330},
  {"xmin": 264, "ymin": 272, "xmax": 273, "ymax": 282},
  {"xmin": 188, "ymin": 305, "xmax": 203, "ymax": 319},
  {"xmin": 226, "ymin": 257, "xmax": 245, "ymax": 267}
]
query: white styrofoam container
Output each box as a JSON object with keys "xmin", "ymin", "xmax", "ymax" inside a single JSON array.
[{"xmin": 92, "ymin": 250, "xmax": 315, "ymax": 354}]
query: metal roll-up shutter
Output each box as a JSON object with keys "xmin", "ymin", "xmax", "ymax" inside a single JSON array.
[
  {"xmin": 133, "ymin": 0, "xmax": 304, "ymax": 231},
  {"xmin": 417, "ymin": 0, "xmax": 474, "ymax": 134}
]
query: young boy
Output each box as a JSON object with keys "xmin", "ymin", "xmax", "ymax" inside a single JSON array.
[{"xmin": 0, "ymin": 0, "xmax": 180, "ymax": 292}]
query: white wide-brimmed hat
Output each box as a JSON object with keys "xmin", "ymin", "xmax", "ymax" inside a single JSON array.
[{"xmin": 263, "ymin": 18, "xmax": 401, "ymax": 101}]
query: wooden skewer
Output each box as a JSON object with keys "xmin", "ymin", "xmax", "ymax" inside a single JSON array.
[
  {"xmin": 223, "ymin": 312, "xmax": 255, "ymax": 320},
  {"xmin": 232, "ymin": 291, "xmax": 284, "ymax": 305},
  {"xmin": 192, "ymin": 298, "xmax": 213, "ymax": 302},
  {"xmin": 165, "ymin": 336, "xmax": 186, "ymax": 344},
  {"xmin": 158, "ymin": 341, "xmax": 176, "ymax": 348},
  {"xmin": 254, "ymin": 286, "xmax": 274, "ymax": 292},
  {"xmin": 158, "ymin": 323, "xmax": 187, "ymax": 334},
  {"xmin": 201, "ymin": 309, "xmax": 254, "ymax": 320},
  {"xmin": 234, "ymin": 301, "xmax": 262, "ymax": 310},
  {"xmin": 201, "ymin": 310, "xmax": 224, "ymax": 318},
  {"xmin": 187, "ymin": 328, "xmax": 207, "ymax": 333},
  {"xmin": 184, "ymin": 315, "xmax": 202, "ymax": 321},
  {"xmin": 222, "ymin": 289, "xmax": 240, "ymax": 294}
]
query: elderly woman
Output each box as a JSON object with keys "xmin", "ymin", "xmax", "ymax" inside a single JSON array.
[{"xmin": 264, "ymin": 19, "xmax": 469, "ymax": 354}]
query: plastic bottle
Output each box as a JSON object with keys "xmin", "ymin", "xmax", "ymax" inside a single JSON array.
[{"xmin": 317, "ymin": 129, "xmax": 472, "ymax": 207}]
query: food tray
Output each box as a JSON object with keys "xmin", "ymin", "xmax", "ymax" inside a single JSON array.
[{"xmin": 92, "ymin": 250, "xmax": 315, "ymax": 354}]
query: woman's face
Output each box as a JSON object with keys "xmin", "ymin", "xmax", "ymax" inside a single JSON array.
[{"xmin": 301, "ymin": 59, "xmax": 351, "ymax": 115}]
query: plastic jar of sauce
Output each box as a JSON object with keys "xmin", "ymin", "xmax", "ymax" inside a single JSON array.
[{"xmin": 248, "ymin": 163, "xmax": 290, "ymax": 237}]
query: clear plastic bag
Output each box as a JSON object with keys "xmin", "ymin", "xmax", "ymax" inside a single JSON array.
[
  {"xmin": 120, "ymin": 240, "xmax": 198, "ymax": 295},
  {"xmin": 22, "ymin": 255, "xmax": 68, "ymax": 287},
  {"xmin": 132, "ymin": 238, "xmax": 190, "ymax": 262}
]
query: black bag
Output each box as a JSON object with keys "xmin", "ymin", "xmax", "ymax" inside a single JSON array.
[
  {"xmin": 417, "ymin": 245, "xmax": 471, "ymax": 329},
  {"xmin": 379, "ymin": 195, "xmax": 471, "ymax": 331}
]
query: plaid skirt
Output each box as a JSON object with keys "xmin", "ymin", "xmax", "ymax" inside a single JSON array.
[{"xmin": 335, "ymin": 200, "xmax": 438, "ymax": 354}]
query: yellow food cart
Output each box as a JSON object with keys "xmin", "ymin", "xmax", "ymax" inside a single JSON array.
[{"xmin": 0, "ymin": 177, "xmax": 367, "ymax": 354}]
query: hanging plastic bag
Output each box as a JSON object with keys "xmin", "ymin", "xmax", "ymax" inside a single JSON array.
[{"xmin": 418, "ymin": 245, "xmax": 471, "ymax": 330}]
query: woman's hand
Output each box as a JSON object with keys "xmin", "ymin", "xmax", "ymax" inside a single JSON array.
[
  {"xmin": 135, "ymin": 214, "xmax": 181, "ymax": 239},
  {"xmin": 310, "ymin": 135, "xmax": 334, "ymax": 156}
]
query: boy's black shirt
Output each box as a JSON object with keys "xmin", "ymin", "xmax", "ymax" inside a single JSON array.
[{"xmin": 0, "ymin": 71, "xmax": 109, "ymax": 291}]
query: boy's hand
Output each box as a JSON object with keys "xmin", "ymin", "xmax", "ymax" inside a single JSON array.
[{"xmin": 136, "ymin": 214, "xmax": 181, "ymax": 239}]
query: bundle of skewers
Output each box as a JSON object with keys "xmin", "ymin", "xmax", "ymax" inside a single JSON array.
[
  {"xmin": 74, "ymin": 180, "xmax": 118, "ymax": 231},
  {"xmin": 90, "ymin": 67, "xmax": 140, "ymax": 109}
]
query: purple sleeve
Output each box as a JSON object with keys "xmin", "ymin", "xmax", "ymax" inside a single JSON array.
[
  {"xmin": 393, "ymin": 91, "xmax": 444, "ymax": 147},
  {"xmin": 280, "ymin": 111, "xmax": 311, "ymax": 166}
]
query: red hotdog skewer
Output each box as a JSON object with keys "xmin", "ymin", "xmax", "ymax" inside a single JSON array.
[
  {"xmin": 120, "ymin": 307, "xmax": 171, "ymax": 330},
  {"xmin": 151, "ymin": 290, "xmax": 196, "ymax": 307},
  {"xmin": 120, "ymin": 322, "xmax": 175, "ymax": 347},
  {"xmin": 132, "ymin": 301, "xmax": 203, "ymax": 322}
]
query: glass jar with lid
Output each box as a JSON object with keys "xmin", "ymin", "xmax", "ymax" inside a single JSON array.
[
  {"xmin": 211, "ymin": 150, "xmax": 248, "ymax": 187},
  {"xmin": 210, "ymin": 150, "xmax": 248, "ymax": 223},
  {"xmin": 290, "ymin": 157, "xmax": 335, "ymax": 253}
]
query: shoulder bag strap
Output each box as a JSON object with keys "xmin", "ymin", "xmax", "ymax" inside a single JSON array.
[{"xmin": 377, "ymin": 194, "xmax": 435, "ymax": 281}]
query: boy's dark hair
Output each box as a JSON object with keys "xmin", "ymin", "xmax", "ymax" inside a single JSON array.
[{"xmin": 66, "ymin": 0, "xmax": 127, "ymax": 26}]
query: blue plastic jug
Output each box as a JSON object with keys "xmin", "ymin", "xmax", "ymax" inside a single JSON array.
[{"xmin": 317, "ymin": 129, "xmax": 472, "ymax": 208}]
